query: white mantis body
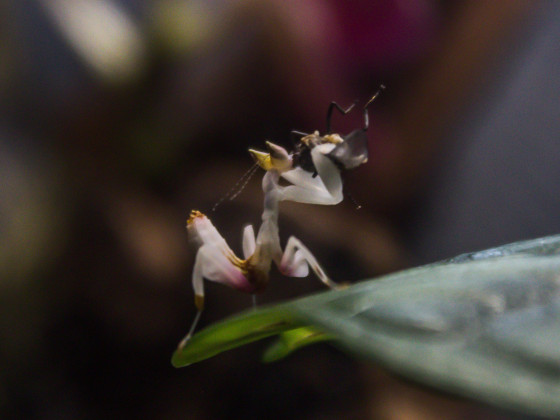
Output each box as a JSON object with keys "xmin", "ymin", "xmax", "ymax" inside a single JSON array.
[{"xmin": 179, "ymin": 88, "xmax": 384, "ymax": 348}]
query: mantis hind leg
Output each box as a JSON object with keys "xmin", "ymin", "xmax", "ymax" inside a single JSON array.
[
  {"xmin": 178, "ymin": 248, "xmax": 206, "ymax": 349},
  {"xmin": 326, "ymin": 101, "xmax": 356, "ymax": 133},
  {"xmin": 280, "ymin": 236, "xmax": 345, "ymax": 290}
]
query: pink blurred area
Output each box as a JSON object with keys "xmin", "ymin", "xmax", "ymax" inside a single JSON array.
[{"xmin": 331, "ymin": 0, "xmax": 439, "ymax": 69}]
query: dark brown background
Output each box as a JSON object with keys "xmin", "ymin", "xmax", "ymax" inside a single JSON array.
[{"xmin": 1, "ymin": 1, "xmax": 557, "ymax": 418}]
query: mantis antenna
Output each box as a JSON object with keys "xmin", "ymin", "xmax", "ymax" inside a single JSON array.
[
  {"xmin": 212, "ymin": 162, "xmax": 260, "ymax": 211},
  {"xmin": 346, "ymin": 191, "xmax": 362, "ymax": 210}
]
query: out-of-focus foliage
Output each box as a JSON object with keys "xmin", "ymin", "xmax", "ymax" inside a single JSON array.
[
  {"xmin": 38, "ymin": 0, "xmax": 148, "ymax": 84},
  {"xmin": 173, "ymin": 235, "xmax": 560, "ymax": 417}
]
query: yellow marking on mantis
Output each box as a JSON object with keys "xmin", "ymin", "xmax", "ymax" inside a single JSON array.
[{"xmin": 248, "ymin": 149, "xmax": 273, "ymax": 170}]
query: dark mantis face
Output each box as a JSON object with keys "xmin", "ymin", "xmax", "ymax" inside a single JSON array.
[
  {"xmin": 291, "ymin": 86, "xmax": 383, "ymax": 174},
  {"xmin": 292, "ymin": 128, "xmax": 369, "ymax": 174},
  {"xmin": 251, "ymin": 87, "xmax": 383, "ymax": 175}
]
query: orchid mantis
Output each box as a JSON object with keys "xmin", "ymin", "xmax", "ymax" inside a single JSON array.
[{"xmin": 178, "ymin": 87, "xmax": 384, "ymax": 349}]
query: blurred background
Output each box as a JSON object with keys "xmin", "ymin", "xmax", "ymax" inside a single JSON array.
[{"xmin": 1, "ymin": 0, "xmax": 559, "ymax": 418}]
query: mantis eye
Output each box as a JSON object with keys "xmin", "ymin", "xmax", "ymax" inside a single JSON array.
[{"xmin": 327, "ymin": 129, "xmax": 369, "ymax": 170}]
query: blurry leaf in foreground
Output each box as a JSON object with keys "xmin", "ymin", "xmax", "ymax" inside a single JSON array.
[{"xmin": 173, "ymin": 234, "xmax": 560, "ymax": 416}]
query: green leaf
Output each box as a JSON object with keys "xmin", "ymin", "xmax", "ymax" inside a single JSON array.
[
  {"xmin": 173, "ymin": 234, "xmax": 560, "ymax": 416},
  {"xmin": 261, "ymin": 326, "xmax": 332, "ymax": 363},
  {"xmin": 171, "ymin": 307, "xmax": 305, "ymax": 367},
  {"xmin": 291, "ymin": 256, "xmax": 560, "ymax": 417}
]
